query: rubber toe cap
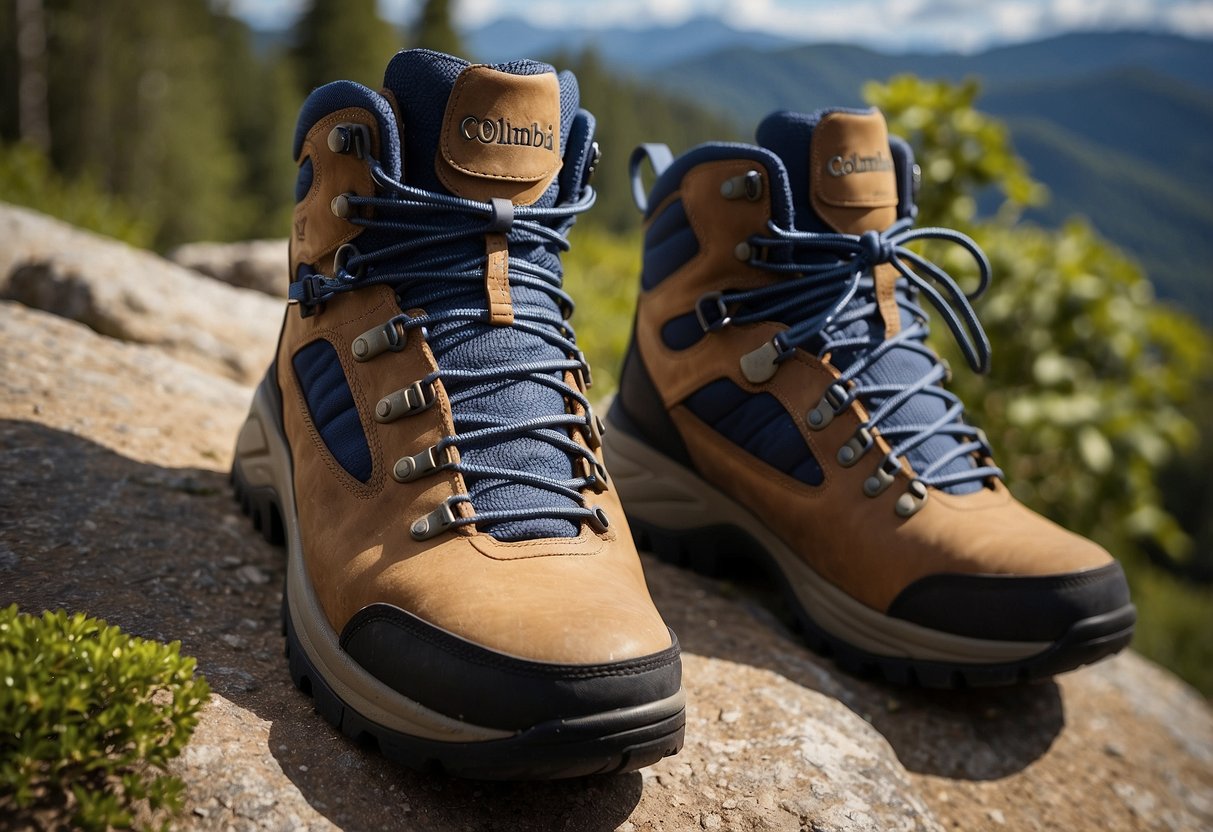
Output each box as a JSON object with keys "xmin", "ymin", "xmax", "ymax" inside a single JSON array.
[
  {"xmin": 886, "ymin": 561, "xmax": 1135, "ymax": 642},
  {"xmin": 340, "ymin": 604, "xmax": 683, "ymax": 731}
]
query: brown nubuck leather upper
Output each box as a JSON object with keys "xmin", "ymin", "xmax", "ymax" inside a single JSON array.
[
  {"xmin": 278, "ymin": 69, "xmax": 671, "ymax": 664},
  {"xmin": 633, "ymin": 113, "xmax": 1112, "ymax": 614}
]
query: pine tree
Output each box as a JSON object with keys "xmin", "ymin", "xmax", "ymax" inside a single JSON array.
[
  {"xmin": 38, "ymin": 0, "xmax": 252, "ymax": 247},
  {"xmin": 415, "ymin": 0, "xmax": 463, "ymax": 57},
  {"xmin": 292, "ymin": 0, "xmax": 401, "ymax": 94}
]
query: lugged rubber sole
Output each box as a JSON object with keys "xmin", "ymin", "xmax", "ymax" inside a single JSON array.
[
  {"xmin": 229, "ymin": 378, "xmax": 685, "ymax": 779},
  {"xmin": 603, "ymin": 404, "xmax": 1135, "ymax": 689}
]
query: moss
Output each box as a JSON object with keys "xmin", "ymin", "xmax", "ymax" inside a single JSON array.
[{"xmin": 0, "ymin": 605, "xmax": 209, "ymax": 830}]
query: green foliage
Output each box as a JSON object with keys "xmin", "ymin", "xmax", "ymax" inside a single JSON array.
[
  {"xmin": 415, "ymin": 0, "xmax": 463, "ymax": 56},
  {"xmin": 0, "ymin": 605, "xmax": 210, "ymax": 831},
  {"xmin": 0, "ymin": 141, "xmax": 152, "ymax": 246},
  {"xmin": 292, "ymin": 0, "xmax": 402, "ymax": 94},
  {"xmin": 864, "ymin": 76, "xmax": 1045, "ymax": 228},
  {"xmin": 563, "ymin": 225, "xmax": 644, "ymax": 394}
]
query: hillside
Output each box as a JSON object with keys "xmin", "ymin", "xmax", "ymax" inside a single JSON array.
[{"xmin": 464, "ymin": 15, "xmax": 795, "ymax": 68}]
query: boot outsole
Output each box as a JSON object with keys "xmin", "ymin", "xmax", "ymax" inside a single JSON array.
[
  {"xmin": 631, "ymin": 516, "xmax": 1135, "ymax": 689},
  {"xmin": 231, "ymin": 455, "xmax": 685, "ymax": 780}
]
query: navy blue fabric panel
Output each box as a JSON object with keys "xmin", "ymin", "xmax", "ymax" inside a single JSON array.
[
  {"xmin": 293, "ymin": 339, "xmax": 373, "ymax": 482},
  {"xmin": 684, "ymin": 379, "xmax": 749, "ymax": 424},
  {"xmin": 791, "ymin": 455, "xmax": 824, "ymax": 485},
  {"xmin": 685, "ymin": 380, "xmax": 823, "ymax": 486},
  {"xmin": 642, "ymin": 203, "xmax": 698, "ymax": 290},
  {"xmin": 661, "ymin": 312, "xmax": 705, "ymax": 351},
  {"xmin": 645, "ymin": 198, "xmax": 687, "ymax": 248}
]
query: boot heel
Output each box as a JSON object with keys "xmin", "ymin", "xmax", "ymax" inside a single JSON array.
[{"xmin": 231, "ymin": 379, "xmax": 289, "ymax": 546}]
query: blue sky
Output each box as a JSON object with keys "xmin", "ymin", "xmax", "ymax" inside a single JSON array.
[{"xmin": 229, "ymin": 0, "xmax": 1213, "ymax": 51}]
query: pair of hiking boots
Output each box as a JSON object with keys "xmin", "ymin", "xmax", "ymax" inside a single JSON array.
[{"xmin": 230, "ymin": 49, "xmax": 1136, "ymax": 780}]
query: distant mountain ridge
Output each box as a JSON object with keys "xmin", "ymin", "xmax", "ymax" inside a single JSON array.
[
  {"xmin": 464, "ymin": 15, "xmax": 796, "ymax": 68},
  {"xmin": 647, "ymin": 31, "xmax": 1213, "ymax": 322}
]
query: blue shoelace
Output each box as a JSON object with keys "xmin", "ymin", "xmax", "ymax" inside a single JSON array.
[
  {"xmin": 289, "ymin": 159, "xmax": 609, "ymax": 537},
  {"xmin": 696, "ymin": 217, "xmax": 1004, "ymax": 492}
]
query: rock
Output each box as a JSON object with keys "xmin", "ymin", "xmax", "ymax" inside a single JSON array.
[
  {"xmin": 170, "ymin": 239, "xmax": 288, "ymax": 298},
  {"xmin": 0, "ymin": 204, "xmax": 279, "ymax": 385},
  {"xmin": 1, "ymin": 228, "xmax": 1211, "ymax": 831}
]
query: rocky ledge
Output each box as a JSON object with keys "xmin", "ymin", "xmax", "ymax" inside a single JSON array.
[{"xmin": 1, "ymin": 203, "xmax": 1210, "ymax": 831}]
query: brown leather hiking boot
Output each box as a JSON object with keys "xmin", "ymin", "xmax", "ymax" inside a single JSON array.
[
  {"xmin": 604, "ymin": 108, "xmax": 1134, "ymax": 687},
  {"xmin": 230, "ymin": 50, "xmax": 683, "ymax": 778}
]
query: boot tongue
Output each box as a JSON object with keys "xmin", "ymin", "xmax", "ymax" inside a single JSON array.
[
  {"xmin": 758, "ymin": 108, "xmax": 983, "ymax": 495},
  {"xmin": 757, "ymin": 108, "xmax": 898, "ymax": 234},
  {"xmin": 383, "ymin": 50, "xmax": 566, "ymax": 206},
  {"xmin": 377, "ymin": 50, "xmax": 586, "ymax": 541}
]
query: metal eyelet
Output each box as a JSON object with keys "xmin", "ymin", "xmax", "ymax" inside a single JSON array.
[
  {"xmin": 333, "ymin": 242, "xmax": 363, "ymax": 278},
  {"xmin": 583, "ymin": 407, "xmax": 605, "ymax": 451},
  {"xmin": 573, "ymin": 348, "xmax": 593, "ymax": 390},
  {"xmin": 410, "ymin": 496, "xmax": 461, "ymax": 541},
  {"xmin": 374, "ymin": 380, "xmax": 437, "ymax": 423},
  {"xmin": 734, "ymin": 241, "xmax": 752, "ymax": 261},
  {"xmin": 894, "ymin": 480, "xmax": 928, "ymax": 518},
  {"xmin": 740, "ymin": 339, "xmax": 784, "ymax": 384},
  {"xmin": 863, "ymin": 454, "xmax": 902, "ymax": 498},
  {"xmin": 391, "ymin": 444, "xmax": 455, "ymax": 484},
  {"xmin": 837, "ymin": 426, "xmax": 873, "ymax": 467},
  {"xmin": 576, "ymin": 456, "xmax": 609, "ymax": 493},
  {"xmin": 587, "ymin": 506, "xmax": 610, "ymax": 533},
  {"xmin": 807, "ymin": 382, "xmax": 850, "ymax": 430},
  {"xmin": 330, "ymin": 192, "xmax": 354, "ymax": 218},
  {"xmin": 695, "ymin": 291, "xmax": 732, "ymax": 332},
  {"xmin": 720, "ymin": 170, "xmax": 763, "ymax": 201},
  {"xmin": 327, "ymin": 122, "xmax": 370, "ymax": 158},
  {"xmin": 351, "ymin": 318, "xmax": 407, "ymax": 362}
]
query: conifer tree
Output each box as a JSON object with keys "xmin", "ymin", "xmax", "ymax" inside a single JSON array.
[
  {"xmin": 292, "ymin": 0, "xmax": 401, "ymax": 94},
  {"xmin": 416, "ymin": 0, "xmax": 463, "ymax": 57}
]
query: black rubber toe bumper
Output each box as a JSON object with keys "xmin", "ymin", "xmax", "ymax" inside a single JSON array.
[
  {"xmin": 887, "ymin": 562, "xmax": 1134, "ymax": 642},
  {"xmin": 278, "ymin": 602, "xmax": 684, "ymax": 780},
  {"xmin": 340, "ymin": 603, "xmax": 683, "ymax": 731}
]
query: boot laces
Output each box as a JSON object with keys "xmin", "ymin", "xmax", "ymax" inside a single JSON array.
[
  {"xmin": 288, "ymin": 158, "xmax": 607, "ymax": 533},
  {"xmin": 708, "ymin": 217, "xmax": 1003, "ymax": 491}
]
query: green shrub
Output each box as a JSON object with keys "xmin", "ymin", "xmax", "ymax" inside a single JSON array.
[
  {"xmin": 0, "ymin": 142, "xmax": 154, "ymax": 248},
  {"xmin": 0, "ymin": 605, "xmax": 209, "ymax": 831}
]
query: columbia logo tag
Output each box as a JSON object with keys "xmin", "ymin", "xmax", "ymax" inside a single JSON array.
[
  {"xmin": 460, "ymin": 115, "xmax": 554, "ymax": 150},
  {"xmin": 828, "ymin": 152, "xmax": 893, "ymax": 177}
]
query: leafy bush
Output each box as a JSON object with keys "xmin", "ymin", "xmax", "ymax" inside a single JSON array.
[
  {"xmin": 0, "ymin": 142, "xmax": 153, "ymax": 247},
  {"xmin": 0, "ymin": 605, "xmax": 209, "ymax": 830}
]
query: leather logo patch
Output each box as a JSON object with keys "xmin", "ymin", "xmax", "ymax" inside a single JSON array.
[
  {"xmin": 437, "ymin": 65, "xmax": 562, "ymax": 205},
  {"xmin": 809, "ymin": 109, "xmax": 899, "ymax": 234}
]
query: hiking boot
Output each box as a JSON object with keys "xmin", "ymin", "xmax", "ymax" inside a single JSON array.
[
  {"xmin": 230, "ymin": 49, "xmax": 683, "ymax": 778},
  {"xmin": 605, "ymin": 108, "xmax": 1134, "ymax": 687}
]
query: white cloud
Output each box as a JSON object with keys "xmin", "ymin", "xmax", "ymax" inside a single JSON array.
[{"xmin": 1163, "ymin": 0, "xmax": 1213, "ymax": 35}]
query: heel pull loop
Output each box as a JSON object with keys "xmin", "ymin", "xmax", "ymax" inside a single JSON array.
[{"xmin": 628, "ymin": 143, "xmax": 674, "ymax": 214}]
